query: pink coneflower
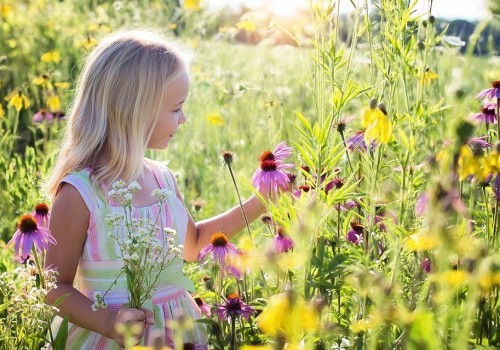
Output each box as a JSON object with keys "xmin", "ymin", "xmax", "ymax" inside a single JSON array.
[
  {"xmin": 467, "ymin": 136, "xmax": 491, "ymax": 149},
  {"xmin": 346, "ymin": 222, "xmax": 363, "ymax": 245},
  {"xmin": 415, "ymin": 192, "xmax": 428, "ymax": 217},
  {"xmin": 32, "ymin": 109, "xmax": 54, "ymax": 123},
  {"xmin": 325, "ymin": 177, "xmax": 344, "ymax": 194},
  {"xmin": 194, "ymin": 297, "xmax": 211, "ymax": 316},
  {"xmin": 475, "ymin": 80, "xmax": 500, "ymax": 99},
  {"xmin": 32, "ymin": 203, "xmax": 50, "ymax": 228},
  {"xmin": 216, "ymin": 294, "xmax": 254, "ymax": 321},
  {"xmin": 252, "ymin": 159, "xmax": 293, "ymax": 194},
  {"xmin": 271, "ymin": 141, "xmax": 293, "ymax": 162},
  {"xmin": 8, "ymin": 214, "xmax": 56, "ymax": 258},
  {"xmin": 273, "ymin": 227, "xmax": 294, "ymax": 253},
  {"xmin": 346, "ymin": 131, "xmax": 368, "ymax": 151},
  {"xmin": 293, "ymin": 185, "xmax": 311, "ymax": 198},
  {"xmin": 198, "ymin": 232, "xmax": 242, "ymax": 278},
  {"xmin": 421, "ymin": 258, "xmax": 431, "ymax": 273},
  {"xmin": 469, "ymin": 106, "xmax": 497, "ymax": 124}
]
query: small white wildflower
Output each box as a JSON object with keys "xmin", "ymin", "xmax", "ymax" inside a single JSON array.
[
  {"xmin": 112, "ymin": 180, "xmax": 126, "ymax": 190},
  {"xmin": 164, "ymin": 227, "xmax": 177, "ymax": 235},
  {"xmin": 151, "ymin": 189, "xmax": 172, "ymax": 200},
  {"xmin": 128, "ymin": 181, "xmax": 142, "ymax": 192}
]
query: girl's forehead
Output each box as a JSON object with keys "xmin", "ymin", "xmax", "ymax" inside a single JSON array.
[{"xmin": 165, "ymin": 71, "xmax": 190, "ymax": 104}]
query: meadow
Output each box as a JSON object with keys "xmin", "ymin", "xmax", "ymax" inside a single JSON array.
[{"xmin": 0, "ymin": 0, "xmax": 499, "ymax": 349}]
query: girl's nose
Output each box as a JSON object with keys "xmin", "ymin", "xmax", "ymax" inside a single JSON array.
[{"xmin": 179, "ymin": 111, "xmax": 187, "ymax": 124}]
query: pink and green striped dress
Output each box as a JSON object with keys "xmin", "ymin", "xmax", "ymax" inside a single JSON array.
[{"xmin": 51, "ymin": 161, "xmax": 207, "ymax": 349}]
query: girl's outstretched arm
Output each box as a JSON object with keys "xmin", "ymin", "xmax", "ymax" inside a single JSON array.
[
  {"xmin": 45, "ymin": 184, "xmax": 153, "ymax": 347},
  {"xmin": 169, "ymin": 171, "xmax": 267, "ymax": 262}
]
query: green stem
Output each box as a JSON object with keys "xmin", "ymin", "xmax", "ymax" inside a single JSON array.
[{"xmin": 226, "ymin": 163, "xmax": 253, "ymax": 243}]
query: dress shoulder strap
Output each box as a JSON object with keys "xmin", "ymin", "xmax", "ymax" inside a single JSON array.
[
  {"xmin": 147, "ymin": 160, "xmax": 177, "ymax": 192},
  {"xmin": 60, "ymin": 169, "xmax": 107, "ymax": 212}
]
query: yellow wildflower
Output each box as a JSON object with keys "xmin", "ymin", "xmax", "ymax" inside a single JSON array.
[
  {"xmin": 350, "ymin": 316, "xmax": 379, "ymax": 333},
  {"xmin": 0, "ymin": 103, "xmax": 4, "ymax": 118},
  {"xmin": 46, "ymin": 96, "xmax": 61, "ymax": 111},
  {"xmin": 439, "ymin": 270, "xmax": 469, "ymax": 287},
  {"xmin": 8, "ymin": 91, "xmax": 30, "ymax": 111},
  {"xmin": 361, "ymin": 100, "xmax": 392, "ymax": 144},
  {"xmin": 257, "ymin": 293, "xmax": 318, "ymax": 344},
  {"xmin": 33, "ymin": 74, "xmax": 53, "ymax": 90},
  {"xmin": 457, "ymin": 145, "xmax": 479, "ymax": 181},
  {"xmin": 54, "ymin": 82, "xmax": 70, "ymax": 89},
  {"xmin": 236, "ymin": 20, "xmax": 256, "ymax": 32},
  {"xmin": 484, "ymin": 151, "xmax": 500, "ymax": 175},
  {"xmin": 76, "ymin": 36, "xmax": 98, "ymax": 50},
  {"xmin": 404, "ymin": 233, "xmax": 439, "ymax": 252},
  {"xmin": 421, "ymin": 68, "xmax": 438, "ymax": 84},
  {"xmin": 1, "ymin": 4, "xmax": 13, "ymax": 17},
  {"xmin": 41, "ymin": 51, "xmax": 61, "ymax": 63},
  {"xmin": 183, "ymin": 0, "xmax": 201, "ymax": 10},
  {"xmin": 207, "ymin": 113, "xmax": 224, "ymax": 125}
]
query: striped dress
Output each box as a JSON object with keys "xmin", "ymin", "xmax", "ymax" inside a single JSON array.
[{"xmin": 51, "ymin": 161, "xmax": 207, "ymax": 349}]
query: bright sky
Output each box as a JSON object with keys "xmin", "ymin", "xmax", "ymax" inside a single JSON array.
[{"xmin": 208, "ymin": 0, "xmax": 491, "ymax": 21}]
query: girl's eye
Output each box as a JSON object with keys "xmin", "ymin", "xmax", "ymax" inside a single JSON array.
[{"xmin": 173, "ymin": 107, "xmax": 182, "ymax": 113}]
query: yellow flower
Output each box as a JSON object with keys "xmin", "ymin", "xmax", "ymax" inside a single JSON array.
[
  {"xmin": 1, "ymin": 4, "xmax": 13, "ymax": 17},
  {"xmin": 46, "ymin": 95, "xmax": 61, "ymax": 111},
  {"xmin": 33, "ymin": 75, "xmax": 53, "ymax": 90},
  {"xmin": 236, "ymin": 20, "xmax": 256, "ymax": 32},
  {"xmin": 484, "ymin": 151, "xmax": 500, "ymax": 175},
  {"xmin": 183, "ymin": 0, "xmax": 201, "ymax": 10},
  {"xmin": 207, "ymin": 113, "xmax": 224, "ymax": 125},
  {"xmin": 360, "ymin": 104, "xmax": 385, "ymax": 128},
  {"xmin": 41, "ymin": 51, "xmax": 61, "ymax": 63},
  {"xmin": 0, "ymin": 103, "xmax": 4, "ymax": 118},
  {"xmin": 440, "ymin": 270, "xmax": 469, "ymax": 287},
  {"xmin": 350, "ymin": 316, "xmax": 379, "ymax": 333},
  {"xmin": 364, "ymin": 113, "xmax": 392, "ymax": 144},
  {"xmin": 257, "ymin": 293, "xmax": 318, "ymax": 344},
  {"xmin": 457, "ymin": 145, "xmax": 479, "ymax": 181},
  {"xmin": 54, "ymin": 81, "xmax": 70, "ymax": 89},
  {"xmin": 76, "ymin": 37, "xmax": 98, "ymax": 50},
  {"xmin": 404, "ymin": 233, "xmax": 439, "ymax": 252},
  {"xmin": 421, "ymin": 68, "xmax": 438, "ymax": 84},
  {"xmin": 8, "ymin": 91, "xmax": 30, "ymax": 111}
]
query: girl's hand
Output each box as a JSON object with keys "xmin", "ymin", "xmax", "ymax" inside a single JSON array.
[{"xmin": 106, "ymin": 307, "xmax": 155, "ymax": 347}]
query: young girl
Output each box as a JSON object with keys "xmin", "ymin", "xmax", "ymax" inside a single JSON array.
[{"xmin": 44, "ymin": 29, "xmax": 266, "ymax": 349}]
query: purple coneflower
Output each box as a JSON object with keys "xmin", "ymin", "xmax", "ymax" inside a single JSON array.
[
  {"xmin": 8, "ymin": 214, "xmax": 56, "ymax": 258},
  {"xmin": 198, "ymin": 232, "xmax": 242, "ymax": 278},
  {"xmin": 216, "ymin": 294, "xmax": 254, "ymax": 321},
  {"xmin": 271, "ymin": 141, "xmax": 293, "ymax": 162},
  {"xmin": 32, "ymin": 203, "xmax": 50, "ymax": 228},
  {"xmin": 492, "ymin": 175, "xmax": 500, "ymax": 201},
  {"xmin": 273, "ymin": 227, "xmax": 294, "ymax": 253},
  {"xmin": 252, "ymin": 159, "xmax": 293, "ymax": 194},
  {"xmin": 476, "ymin": 80, "xmax": 500, "ymax": 99},
  {"xmin": 467, "ymin": 136, "xmax": 491, "ymax": 149},
  {"xmin": 421, "ymin": 258, "xmax": 431, "ymax": 273},
  {"xmin": 469, "ymin": 106, "xmax": 497, "ymax": 124},
  {"xmin": 32, "ymin": 109, "xmax": 54, "ymax": 123},
  {"xmin": 293, "ymin": 185, "xmax": 311, "ymax": 198},
  {"xmin": 194, "ymin": 297, "xmax": 211, "ymax": 316},
  {"xmin": 346, "ymin": 131, "xmax": 368, "ymax": 151},
  {"xmin": 325, "ymin": 176, "xmax": 344, "ymax": 194},
  {"xmin": 346, "ymin": 222, "xmax": 363, "ymax": 245}
]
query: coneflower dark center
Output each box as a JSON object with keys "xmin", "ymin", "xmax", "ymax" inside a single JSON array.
[
  {"xmin": 35, "ymin": 203, "xmax": 49, "ymax": 215},
  {"xmin": 350, "ymin": 222, "xmax": 363, "ymax": 233},
  {"xmin": 481, "ymin": 107, "xmax": 496, "ymax": 115},
  {"xmin": 492, "ymin": 80, "xmax": 500, "ymax": 88},
  {"xmin": 259, "ymin": 151, "xmax": 275, "ymax": 162},
  {"xmin": 18, "ymin": 215, "xmax": 38, "ymax": 233},
  {"xmin": 260, "ymin": 160, "xmax": 277, "ymax": 171},
  {"xmin": 211, "ymin": 232, "xmax": 229, "ymax": 246}
]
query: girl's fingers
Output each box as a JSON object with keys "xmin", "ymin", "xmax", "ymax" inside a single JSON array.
[{"xmin": 139, "ymin": 307, "xmax": 156, "ymax": 325}]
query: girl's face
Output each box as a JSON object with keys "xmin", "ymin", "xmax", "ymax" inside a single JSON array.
[{"xmin": 147, "ymin": 69, "xmax": 189, "ymax": 149}]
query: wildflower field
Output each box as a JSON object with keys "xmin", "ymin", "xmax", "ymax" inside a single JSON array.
[{"xmin": 1, "ymin": 0, "xmax": 500, "ymax": 349}]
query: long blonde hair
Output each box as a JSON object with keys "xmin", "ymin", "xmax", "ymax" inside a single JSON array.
[{"xmin": 45, "ymin": 29, "xmax": 187, "ymax": 200}]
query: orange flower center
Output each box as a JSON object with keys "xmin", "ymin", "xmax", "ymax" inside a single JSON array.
[
  {"xmin": 211, "ymin": 232, "xmax": 229, "ymax": 246},
  {"xmin": 18, "ymin": 215, "xmax": 38, "ymax": 233},
  {"xmin": 492, "ymin": 80, "xmax": 500, "ymax": 88},
  {"xmin": 350, "ymin": 221, "xmax": 363, "ymax": 233},
  {"xmin": 481, "ymin": 107, "xmax": 496, "ymax": 115},
  {"xmin": 35, "ymin": 203, "xmax": 49, "ymax": 215},
  {"xmin": 259, "ymin": 150, "xmax": 275, "ymax": 162},
  {"xmin": 260, "ymin": 160, "xmax": 277, "ymax": 171}
]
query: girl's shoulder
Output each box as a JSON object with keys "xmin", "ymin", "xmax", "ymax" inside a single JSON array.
[{"xmin": 58, "ymin": 168, "xmax": 106, "ymax": 212}]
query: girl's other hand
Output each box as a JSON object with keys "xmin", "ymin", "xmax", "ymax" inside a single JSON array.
[{"xmin": 107, "ymin": 307, "xmax": 155, "ymax": 347}]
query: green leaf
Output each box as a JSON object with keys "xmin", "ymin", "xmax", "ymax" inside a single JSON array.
[{"xmin": 52, "ymin": 317, "xmax": 68, "ymax": 350}]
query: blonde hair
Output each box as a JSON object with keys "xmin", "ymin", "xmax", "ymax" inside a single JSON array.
[{"xmin": 45, "ymin": 29, "xmax": 187, "ymax": 199}]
